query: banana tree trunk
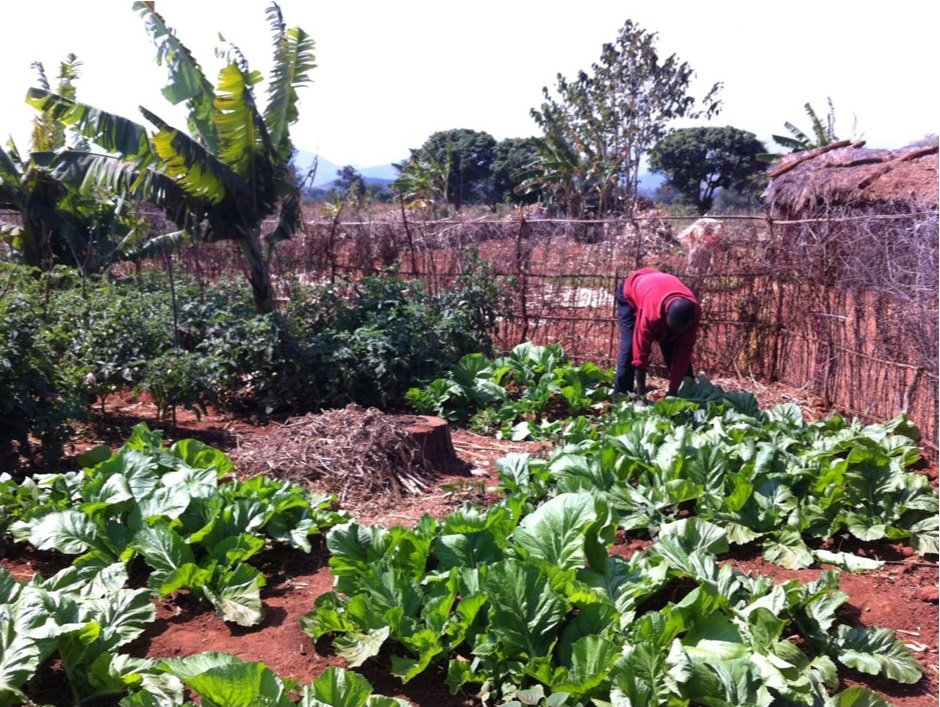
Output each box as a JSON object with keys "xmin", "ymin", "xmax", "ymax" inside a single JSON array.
[{"xmin": 238, "ymin": 233, "xmax": 278, "ymax": 316}]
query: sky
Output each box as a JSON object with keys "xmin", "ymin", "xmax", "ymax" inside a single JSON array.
[{"xmin": 1, "ymin": 1, "xmax": 937, "ymax": 172}]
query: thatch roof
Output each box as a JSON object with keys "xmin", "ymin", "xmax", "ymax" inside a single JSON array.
[{"xmin": 763, "ymin": 140, "xmax": 939, "ymax": 219}]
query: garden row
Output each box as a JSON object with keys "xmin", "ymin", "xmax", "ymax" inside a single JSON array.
[
  {"xmin": 0, "ymin": 259, "xmax": 506, "ymax": 470},
  {"xmin": 0, "ymin": 342, "xmax": 936, "ymax": 705}
]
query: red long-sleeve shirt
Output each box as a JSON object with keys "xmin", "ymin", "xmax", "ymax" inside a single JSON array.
[{"xmin": 623, "ymin": 269, "xmax": 701, "ymax": 393}]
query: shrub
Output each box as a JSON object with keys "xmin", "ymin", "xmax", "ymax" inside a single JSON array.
[
  {"xmin": 53, "ymin": 277, "xmax": 176, "ymax": 404},
  {"xmin": 0, "ymin": 269, "xmax": 86, "ymax": 469},
  {"xmin": 139, "ymin": 349, "xmax": 216, "ymax": 420},
  {"xmin": 288, "ymin": 265, "xmax": 509, "ymax": 412},
  {"xmin": 0, "ymin": 257, "xmax": 511, "ymax": 462}
]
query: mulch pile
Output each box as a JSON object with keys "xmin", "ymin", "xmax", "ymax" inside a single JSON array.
[
  {"xmin": 708, "ymin": 375, "xmax": 828, "ymax": 418},
  {"xmin": 228, "ymin": 404, "xmax": 436, "ymax": 504}
]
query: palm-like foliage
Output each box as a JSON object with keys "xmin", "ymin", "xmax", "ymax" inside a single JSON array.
[
  {"xmin": 392, "ymin": 149, "xmax": 451, "ymax": 215},
  {"xmin": 0, "ymin": 141, "xmax": 66, "ymax": 267},
  {"xmin": 1, "ymin": 57, "xmax": 147, "ymax": 272},
  {"xmin": 26, "ymin": 2, "xmax": 315, "ymax": 314},
  {"xmin": 771, "ymin": 98, "xmax": 840, "ymax": 152},
  {"xmin": 29, "ymin": 53, "xmax": 83, "ymax": 152},
  {"xmin": 519, "ymin": 128, "xmax": 587, "ymax": 217}
]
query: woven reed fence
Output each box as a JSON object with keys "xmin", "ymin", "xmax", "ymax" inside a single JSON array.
[
  {"xmin": 3, "ymin": 202, "xmax": 933, "ymax": 454},
  {"xmin": 268, "ymin": 210, "xmax": 938, "ymax": 457}
]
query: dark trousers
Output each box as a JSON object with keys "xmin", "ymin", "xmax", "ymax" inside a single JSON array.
[
  {"xmin": 614, "ymin": 280, "xmax": 689, "ymax": 394},
  {"xmin": 615, "ymin": 282, "xmax": 637, "ymax": 394}
]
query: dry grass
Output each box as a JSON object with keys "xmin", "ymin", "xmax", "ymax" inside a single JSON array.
[{"xmin": 229, "ymin": 404, "xmax": 436, "ymax": 504}]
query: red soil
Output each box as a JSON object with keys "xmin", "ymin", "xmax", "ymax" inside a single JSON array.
[{"xmin": 2, "ymin": 389, "xmax": 937, "ymax": 706}]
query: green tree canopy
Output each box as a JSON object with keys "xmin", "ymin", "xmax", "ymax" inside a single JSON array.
[
  {"xmin": 490, "ymin": 137, "xmax": 542, "ymax": 206},
  {"xmin": 397, "ymin": 128, "xmax": 496, "ymax": 210},
  {"xmin": 334, "ymin": 165, "xmax": 365, "ymax": 197},
  {"xmin": 530, "ymin": 19, "xmax": 722, "ymax": 216},
  {"xmin": 649, "ymin": 126, "xmax": 767, "ymax": 214}
]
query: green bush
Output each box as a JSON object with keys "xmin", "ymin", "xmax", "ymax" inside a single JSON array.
[
  {"xmin": 52, "ymin": 277, "xmax": 176, "ymax": 404},
  {"xmin": 0, "ymin": 255, "xmax": 510, "ymax": 465},
  {"xmin": 290, "ymin": 265, "xmax": 508, "ymax": 412},
  {"xmin": 139, "ymin": 349, "xmax": 216, "ymax": 420},
  {"xmin": 0, "ymin": 269, "xmax": 86, "ymax": 468},
  {"xmin": 197, "ymin": 307, "xmax": 291, "ymax": 415}
]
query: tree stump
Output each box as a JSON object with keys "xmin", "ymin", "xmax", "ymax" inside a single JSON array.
[{"xmin": 397, "ymin": 415, "xmax": 464, "ymax": 473}]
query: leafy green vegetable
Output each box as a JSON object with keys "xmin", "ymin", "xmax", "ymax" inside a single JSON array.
[{"xmin": 7, "ymin": 423, "xmax": 344, "ymax": 627}]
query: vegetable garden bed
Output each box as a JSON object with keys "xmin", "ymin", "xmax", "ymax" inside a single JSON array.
[{"xmin": 1, "ymin": 374, "xmax": 937, "ymax": 707}]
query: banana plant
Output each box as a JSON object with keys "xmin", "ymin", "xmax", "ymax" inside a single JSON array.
[
  {"xmin": 771, "ymin": 97, "xmax": 840, "ymax": 152},
  {"xmin": 518, "ymin": 124, "xmax": 587, "ymax": 217},
  {"xmin": 25, "ymin": 2, "xmax": 315, "ymax": 315},
  {"xmin": 1, "ymin": 55, "xmax": 151, "ymax": 274},
  {"xmin": 391, "ymin": 147, "xmax": 452, "ymax": 215},
  {"xmin": 0, "ymin": 56, "xmax": 75, "ymax": 269},
  {"xmin": 0, "ymin": 141, "xmax": 67, "ymax": 268}
]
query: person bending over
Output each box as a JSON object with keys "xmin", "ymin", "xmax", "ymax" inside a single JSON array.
[{"xmin": 614, "ymin": 268, "xmax": 701, "ymax": 397}]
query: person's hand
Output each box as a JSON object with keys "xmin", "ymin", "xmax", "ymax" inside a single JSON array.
[{"xmin": 633, "ymin": 392, "xmax": 656, "ymax": 407}]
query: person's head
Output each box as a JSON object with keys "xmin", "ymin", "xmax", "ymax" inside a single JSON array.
[{"xmin": 666, "ymin": 297, "xmax": 696, "ymax": 336}]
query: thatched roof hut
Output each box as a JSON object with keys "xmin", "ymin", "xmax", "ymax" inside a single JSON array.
[{"xmin": 762, "ymin": 140, "xmax": 939, "ymax": 219}]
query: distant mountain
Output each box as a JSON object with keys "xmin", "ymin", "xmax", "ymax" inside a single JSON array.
[
  {"xmin": 637, "ymin": 170, "xmax": 665, "ymax": 197},
  {"xmin": 293, "ymin": 147, "xmax": 663, "ymax": 195},
  {"xmin": 358, "ymin": 163, "xmax": 399, "ymax": 181},
  {"xmin": 292, "ymin": 149, "xmax": 397, "ymax": 187}
]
